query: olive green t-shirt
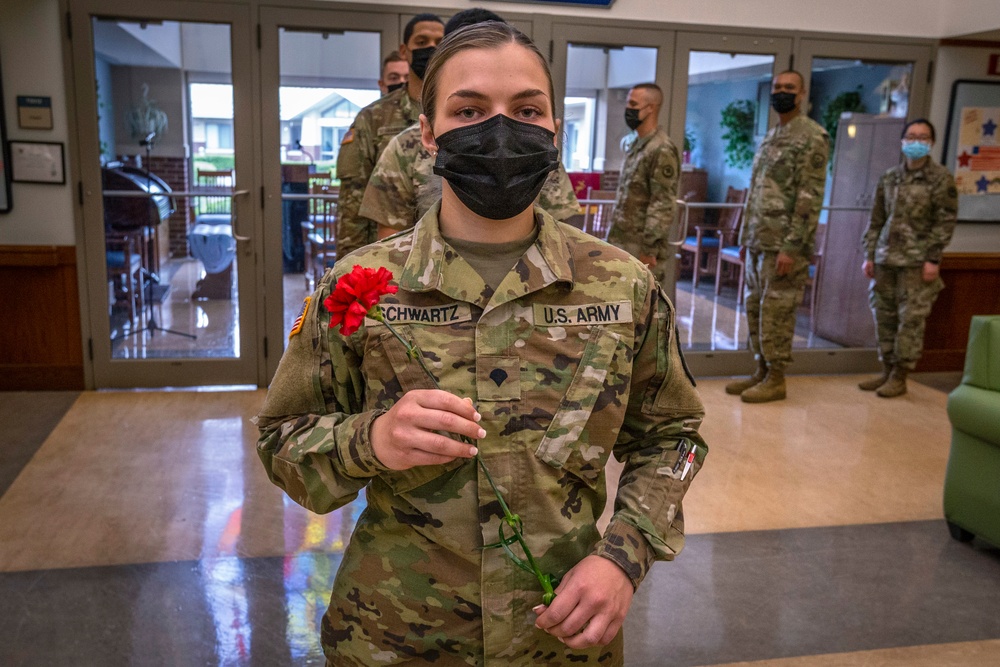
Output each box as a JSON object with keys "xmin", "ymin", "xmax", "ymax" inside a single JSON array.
[{"xmin": 443, "ymin": 226, "xmax": 539, "ymax": 292}]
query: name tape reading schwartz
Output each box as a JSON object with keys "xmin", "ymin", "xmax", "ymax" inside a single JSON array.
[
  {"xmin": 365, "ymin": 303, "xmax": 473, "ymax": 326},
  {"xmin": 533, "ymin": 301, "xmax": 633, "ymax": 326},
  {"xmin": 362, "ymin": 301, "xmax": 632, "ymax": 327}
]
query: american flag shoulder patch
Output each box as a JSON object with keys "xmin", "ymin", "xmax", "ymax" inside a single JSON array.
[{"xmin": 289, "ymin": 297, "xmax": 311, "ymax": 338}]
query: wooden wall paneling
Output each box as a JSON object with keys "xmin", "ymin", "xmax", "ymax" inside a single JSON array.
[
  {"xmin": 919, "ymin": 252, "xmax": 1000, "ymax": 372},
  {"xmin": 0, "ymin": 245, "xmax": 85, "ymax": 390}
]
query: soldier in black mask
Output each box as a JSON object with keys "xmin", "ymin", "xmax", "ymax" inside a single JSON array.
[
  {"xmin": 726, "ymin": 69, "xmax": 829, "ymax": 403},
  {"xmin": 335, "ymin": 13, "xmax": 444, "ymax": 260},
  {"xmin": 377, "ymin": 50, "xmax": 408, "ymax": 96}
]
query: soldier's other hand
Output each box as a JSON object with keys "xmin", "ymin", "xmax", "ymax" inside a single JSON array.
[
  {"xmin": 639, "ymin": 253, "xmax": 656, "ymax": 267},
  {"xmin": 922, "ymin": 261, "xmax": 940, "ymax": 283},
  {"xmin": 371, "ymin": 391, "xmax": 482, "ymax": 470},
  {"xmin": 532, "ymin": 555, "xmax": 633, "ymax": 649},
  {"xmin": 775, "ymin": 251, "xmax": 794, "ymax": 276},
  {"xmin": 862, "ymin": 260, "xmax": 875, "ymax": 279}
]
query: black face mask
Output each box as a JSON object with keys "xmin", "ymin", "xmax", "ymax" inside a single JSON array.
[
  {"xmin": 409, "ymin": 47, "xmax": 435, "ymax": 80},
  {"xmin": 624, "ymin": 107, "xmax": 643, "ymax": 131},
  {"xmin": 771, "ymin": 91, "xmax": 798, "ymax": 114},
  {"xmin": 432, "ymin": 114, "xmax": 560, "ymax": 221},
  {"xmin": 386, "ymin": 81, "xmax": 406, "ymax": 94}
]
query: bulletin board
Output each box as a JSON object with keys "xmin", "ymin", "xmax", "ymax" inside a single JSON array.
[{"xmin": 941, "ymin": 79, "xmax": 1000, "ymax": 222}]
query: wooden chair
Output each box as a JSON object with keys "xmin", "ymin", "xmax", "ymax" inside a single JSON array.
[
  {"xmin": 805, "ymin": 223, "xmax": 828, "ymax": 332},
  {"xmin": 194, "ymin": 169, "xmax": 234, "ymax": 218},
  {"xmin": 106, "ymin": 229, "xmax": 145, "ymax": 327},
  {"xmin": 301, "ymin": 182, "xmax": 338, "ymax": 290},
  {"xmin": 681, "ymin": 186, "xmax": 747, "ymax": 289},
  {"xmin": 712, "ymin": 187, "xmax": 750, "ymax": 301},
  {"xmin": 581, "ymin": 188, "xmax": 616, "ymax": 240}
]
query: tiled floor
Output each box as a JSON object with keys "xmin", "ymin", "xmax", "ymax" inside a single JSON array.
[{"xmin": 2, "ymin": 373, "xmax": 997, "ymax": 665}]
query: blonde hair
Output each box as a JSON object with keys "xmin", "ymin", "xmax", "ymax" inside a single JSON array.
[{"xmin": 421, "ymin": 21, "xmax": 555, "ymax": 129}]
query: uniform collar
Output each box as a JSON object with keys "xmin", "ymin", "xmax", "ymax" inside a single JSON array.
[
  {"xmin": 629, "ymin": 126, "xmax": 662, "ymax": 153},
  {"xmin": 897, "ymin": 160, "xmax": 932, "ymax": 180},
  {"xmin": 398, "ymin": 202, "xmax": 574, "ymax": 311}
]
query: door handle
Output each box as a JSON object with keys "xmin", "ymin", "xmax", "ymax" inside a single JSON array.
[{"xmin": 230, "ymin": 189, "xmax": 251, "ymax": 242}]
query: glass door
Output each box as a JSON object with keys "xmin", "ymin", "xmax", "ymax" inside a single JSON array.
[
  {"xmin": 798, "ymin": 39, "xmax": 932, "ymax": 358},
  {"xmin": 258, "ymin": 8, "xmax": 397, "ymax": 375},
  {"xmin": 669, "ymin": 32, "xmax": 792, "ymax": 355},
  {"xmin": 551, "ymin": 22, "xmax": 674, "ymax": 299},
  {"xmin": 71, "ymin": 0, "xmax": 258, "ymax": 387}
]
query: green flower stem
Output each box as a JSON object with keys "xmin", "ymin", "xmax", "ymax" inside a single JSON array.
[{"xmin": 370, "ymin": 304, "xmax": 556, "ymax": 603}]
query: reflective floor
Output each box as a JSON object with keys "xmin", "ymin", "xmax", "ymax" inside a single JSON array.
[
  {"xmin": 113, "ymin": 254, "xmax": 839, "ymax": 361},
  {"xmin": 3, "ymin": 373, "xmax": 998, "ymax": 665}
]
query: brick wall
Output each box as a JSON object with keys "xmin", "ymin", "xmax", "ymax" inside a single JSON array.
[{"xmin": 147, "ymin": 156, "xmax": 191, "ymax": 258}]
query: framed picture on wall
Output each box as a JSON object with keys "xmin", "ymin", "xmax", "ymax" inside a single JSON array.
[
  {"xmin": 941, "ymin": 79, "xmax": 1000, "ymax": 222},
  {"xmin": 10, "ymin": 141, "xmax": 66, "ymax": 185},
  {"xmin": 0, "ymin": 54, "xmax": 12, "ymax": 213}
]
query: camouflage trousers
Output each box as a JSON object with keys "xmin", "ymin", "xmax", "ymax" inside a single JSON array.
[
  {"xmin": 868, "ymin": 265, "xmax": 944, "ymax": 370},
  {"xmin": 744, "ymin": 250, "xmax": 810, "ymax": 370}
]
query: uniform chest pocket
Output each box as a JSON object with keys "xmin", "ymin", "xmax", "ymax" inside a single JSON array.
[
  {"xmin": 364, "ymin": 327, "xmax": 468, "ymax": 495},
  {"xmin": 534, "ymin": 326, "xmax": 624, "ymax": 488}
]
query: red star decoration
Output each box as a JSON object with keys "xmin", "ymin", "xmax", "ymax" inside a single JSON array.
[{"xmin": 957, "ymin": 151, "xmax": 972, "ymax": 168}]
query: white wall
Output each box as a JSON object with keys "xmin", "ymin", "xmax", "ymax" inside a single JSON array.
[
  {"xmin": 349, "ymin": 0, "xmax": 1000, "ymax": 39},
  {"xmin": 0, "ymin": 0, "xmax": 75, "ymax": 246}
]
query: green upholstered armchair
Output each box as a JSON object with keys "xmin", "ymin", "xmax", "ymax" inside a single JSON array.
[{"xmin": 944, "ymin": 315, "xmax": 1000, "ymax": 546}]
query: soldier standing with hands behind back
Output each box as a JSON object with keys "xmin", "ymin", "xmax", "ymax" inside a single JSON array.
[
  {"xmin": 606, "ymin": 83, "xmax": 681, "ymax": 292},
  {"xmin": 858, "ymin": 118, "xmax": 957, "ymax": 398},
  {"xmin": 726, "ymin": 70, "xmax": 829, "ymax": 403}
]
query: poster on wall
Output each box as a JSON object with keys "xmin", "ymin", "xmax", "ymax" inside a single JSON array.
[
  {"xmin": 954, "ymin": 107, "xmax": 1000, "ymax": 196},
  {"xmin": 942, "ymin": 80, "xmax": 1000, "ymax": 222}
]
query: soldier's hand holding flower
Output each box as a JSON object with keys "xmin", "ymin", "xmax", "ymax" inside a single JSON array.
[
  {"xmin": 370, "ymin": 392, "xmax": 482, "ymax": 470},
  {"xmin": 533, "ymin": 555, "xmax": 634, "ymax": 649}
]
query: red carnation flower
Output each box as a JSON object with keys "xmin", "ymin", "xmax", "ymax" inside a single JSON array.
[{"xmin": 323, "ymin": 265, "xmax": 398, "ymax": 336}]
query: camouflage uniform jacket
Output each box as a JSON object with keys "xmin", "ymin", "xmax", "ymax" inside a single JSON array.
[
  {"xmin": 606, "ymin": 127, "xmax": 680, "ymax": 256},
  {"xmin": 863, "ymin": 160, "xmax": 958, "ymax": 267},
  {"xmin": 335, "ymin": 87, "xmax": 421, "ymax": 258},
  {"xmin": 359, "ymin": 123, "xmax": 582, "ymax": 231},
  {"xmin": 256, "ymin": 203, "xmax": 707, "ymax": 666},
  {"xmin": 740, "ymin": 114, "xmax": 829, "ymax": 258}
]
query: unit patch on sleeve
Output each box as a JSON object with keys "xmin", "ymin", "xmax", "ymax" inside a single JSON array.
[
  {"xmin": 366, "ymin": 302, "xmax": 473, "ymax": 326},
  {"xmin": 289, "ymin": 297, "xmax": 311, "ymax": 338},
  {"xmin": 532, "ymin": 301, "xmax": 633, "ymax": 326}
]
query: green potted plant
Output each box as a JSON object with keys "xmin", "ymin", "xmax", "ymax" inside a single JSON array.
[
  {"xmin": 820, "ymin": 88, "xmax": 867, "ymax": 161},
  {"xmin": 126, "ymin": 83, "xmax": 168, "ymax": 142},
  {"xmin": 720, "ymin": 99, "xmax": 756, "ymax": 169}
]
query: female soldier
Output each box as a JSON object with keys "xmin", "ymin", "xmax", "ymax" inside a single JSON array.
[
  {"xmin": 256, "ymin": 22, "xmax": 706, "ymax": 666},
  {"xmin": 860, "ymin": 119, "xmax": 958, "ymax": 397}
]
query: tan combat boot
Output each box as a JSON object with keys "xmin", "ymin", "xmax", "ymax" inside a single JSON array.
[
  {"xmin": 859, "ymin": 363, "xmax": 892, "ymax": 391},
  {"xmin": 741, "ymin": 367, "xmax": 786, "ymax": 403},
  {"xmin": 725, "ymin": 360, "xmax": 768, "ymax": 395},
  {"xmin": 876, "ymin": 367, "xmax": 908, "ymax": 398}
]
